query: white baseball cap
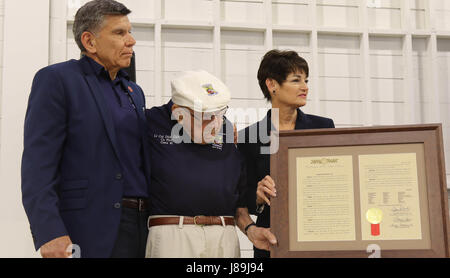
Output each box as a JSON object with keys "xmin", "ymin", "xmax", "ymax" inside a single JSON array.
[{"xmin": 171, "ymin": 70, "xmax": 231, "ymax": 113}]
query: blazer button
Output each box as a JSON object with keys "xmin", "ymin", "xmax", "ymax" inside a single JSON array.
[
  {"xmin": 114, "ymin": 203, "xmax": 121, "ymax": 209},
  {"xmin": 115, "ymin": 173, "xmax": 123, "ymax": 180}
]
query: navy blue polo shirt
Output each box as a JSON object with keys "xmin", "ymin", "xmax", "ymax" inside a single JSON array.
[
  {"xmin": 146, "ymin": 101, "xmax": 247, "ymax": 217},
  {"xmin": 86, "ymin": 56, "xmax": 148, "ymax": 198}
]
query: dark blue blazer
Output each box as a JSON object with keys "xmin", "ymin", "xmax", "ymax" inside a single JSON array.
[
  {"xmin": 238, "ymin": 109, "xmax": 335, "ymax": 258},
  {"xmin": 21, "ymin": 56, "xmax": 151, "ymax": 258}
]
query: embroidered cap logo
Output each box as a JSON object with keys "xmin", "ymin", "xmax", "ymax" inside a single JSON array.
[{"xmin": 202, "ymin": 84, "xmax": 219, "ymax": 96}]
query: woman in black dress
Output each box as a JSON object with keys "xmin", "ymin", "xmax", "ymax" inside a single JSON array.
[{"xmin": 238, "ymin": 50, "xmax": 335, "ymax": 258}]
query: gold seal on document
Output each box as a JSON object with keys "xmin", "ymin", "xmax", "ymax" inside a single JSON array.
[{"xmin": 366, "ymin": 208, "xmax": 383, "ymax": 224}]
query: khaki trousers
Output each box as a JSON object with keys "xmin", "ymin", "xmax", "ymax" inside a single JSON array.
[{"xmin": 145, "ymin": 216, "xmax": 241, "ymax": 258}]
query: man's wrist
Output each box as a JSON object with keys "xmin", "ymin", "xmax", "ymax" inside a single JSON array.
[
  {"xmin": 256, "ymin": 203, "xmax": 265, "ymax": 214},
  {"xmin": 244, "ymin": 222, "xmax": 257, "ymax": 236},
  {"xmin": 246, "ymin": 225, "xmax": 258, "ymax": 242}
]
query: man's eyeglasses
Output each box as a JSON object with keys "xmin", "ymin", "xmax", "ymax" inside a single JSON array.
[{"xmin": 188, "ymin": 106, "xmax": 228, "ymax": 121}]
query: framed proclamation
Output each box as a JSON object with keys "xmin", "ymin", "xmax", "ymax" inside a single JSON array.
[{"xmin": 270, "ymin": 124, "xmax": 450, "ymax": 258}]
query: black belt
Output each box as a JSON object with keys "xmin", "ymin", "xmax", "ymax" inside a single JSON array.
[{"xmin": 122, "ymin": 197, "xmax": 149, "ymax": 212}]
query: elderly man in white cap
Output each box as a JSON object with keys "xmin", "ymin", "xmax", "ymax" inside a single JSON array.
[{"xmin": 145, "ymin": 70, "xmax": 277, "ymax": 258}]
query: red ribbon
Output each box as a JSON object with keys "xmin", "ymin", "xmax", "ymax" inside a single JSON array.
[{"xmin": 371, "ymin": 224, "xmax": 380, "ymax": 236}]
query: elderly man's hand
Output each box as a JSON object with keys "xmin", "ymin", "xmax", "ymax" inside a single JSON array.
[
  {"xmin": 256, "ymin": 175, "xmax": 276, "ymax": 206},
  {"xmin": 246, "ymin": 226, "xmax": 277, "ymax": 251},
  {"xmin": 40, "ymin": 236, "xmax": 73, "ymax": 258}
]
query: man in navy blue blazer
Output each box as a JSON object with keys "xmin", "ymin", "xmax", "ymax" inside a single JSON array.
[{"xmin": 21, "ymin": 0, "xmax": 151, "ymax": 258}]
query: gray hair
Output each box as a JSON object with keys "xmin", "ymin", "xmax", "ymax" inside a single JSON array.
[{"xmin": 73, "ymin": 0, "xmax": 131, "ymax": 52}]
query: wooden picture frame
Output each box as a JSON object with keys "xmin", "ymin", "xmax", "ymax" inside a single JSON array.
[{"xmin": 270, "ymin": 124, "xmax": 450, "ymax": 258}]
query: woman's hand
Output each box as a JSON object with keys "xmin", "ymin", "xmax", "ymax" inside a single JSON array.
[{"xmin": 256, "ymin": 175, "xmax": 276, "ymax": 206}]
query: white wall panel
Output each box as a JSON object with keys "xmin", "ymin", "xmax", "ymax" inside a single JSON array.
[
  {"xmin": 437, "ymin": 36, "xmax": 450, "ymax": 187},
  {"xmin": 67, "ymin": 0, "xmax": 156, "ymax": 20},
  {"xmin": 320, "ymin": 77, "xmax": 361, "ymax": 101},
  {"xmin": 272, "ymin": 0, "xmax": 309, "ymax": 26},
  {"xmin": 370, "ymin": 55, "xmax": 404, "ymax": 78},
  {"xmin": 320, "ymin": 101, "xmax": 363, "ymax": 126},
  {"xmin": 66, "ymin": 23, "xmax": 79, "ymax": 60},
  {"xmin": 441, "ymin": 105, "xmax": 450, "ymax": 130},
  {"xmin": 437, "ymin": 39, "xmax": 450, "ymax": 104},
  {"xmin": 67, "ymin": 0, "xmax": 86, "ymax": 18},
  {"xmin": 370, "ymin": 54, "xmax": 404, "ymax": 79},
  {"xmin": 163, "ymin": 0, "xmax": 212, "ymax": 21},
  {"xmin": 273, "ymin": 31, "xmax": 310, "ymax": 55},
  {"xmin": 369, "ymin": 35, "xmax": 405, "ymax": 118},
  {"xmin": 134, "ymin": 27, "xmax": 155, "ymax": 97},
  {"xmin": 120, "ymin": 0, "xmax": 156, "ymax": 21},
  {"xmin": 221, "ymin": 30, "xmax": 265, "ymax": 100},
  {"xmin": 444, "ymin": 127, "xmax": 450, "ymax": 148},
  {"xmin": 437, "ymin": 39, "xmax": 450, "ymax": 188},
  {"xmin": 50, "ymin": 0, "xmax": 67, "ymax": 64},
  {"xmin": 417, "ymin": 102, "xmax": 436, "ymax": 124},
  {"xmin": 317, "ymin": 34, "xmax": 362, "ymax": 127},
  {"xmin": 317, "ymin": 0, "xmax": 360, "ymax": 28},
  {"xmin": 413, "ymin": 38, "xmax": 428, "ymax": 100},
  {"xmin": 368, "ymin": 0, "xmax": 402, "ymax": 29},
  {"xmin": 370, "ymin": 79, "xmax": 403, "ymax": 102},
  {"xmin": 412, "ymin": 37, "xmax": 430, "ymax": 124},
  {"xmin": 162, "ymin": 28, "xmax": 214, "ymax": 97},
  {"xmin": 444, "ymin": 127, "xmax": 450, "ymax": 178},
  {"xmin": 319, "ymin": 53, "xmax": 361, "ymax": 77},
  {"xmin": 435, "ymin": 0, "xmax": 450, "ymax": 30},
  {"xmin": 437, "ymin": 58, "xmax": 450, "ymax": 103},
  {"xmin": 0, "ymin": 0, "xmax": 4, "ymax": 148},
  {"xmin": 221, "ymin": 0, "xmax": 264, "ymax": 24},
  {"xmin": 371, "ymin": 102, "xmax": 405, "ymax": 125},
  {"xmin": 410, "ymin": 0, "xmax": 427, "ymax": 29},
  {"xmin": 0, "ymin": 0, "xmax": 49, "ymax": 258}
]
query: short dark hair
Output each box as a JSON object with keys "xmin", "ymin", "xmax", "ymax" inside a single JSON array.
[
  {"xmin": 73, "ymin": 0, "xmax": 131, "ymax": 52},
  {"xmin": 257, "ymin": 50, "xmax": 309, "ymax": 102}
]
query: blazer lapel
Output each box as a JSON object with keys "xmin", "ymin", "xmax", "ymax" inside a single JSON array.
[
  {"xmin": 85, "ymin": 75, "xmax": 122, "ymax": 162},
  {"xmin": 295, "ymin": 109, "xmax": 309, "ymax": 130},
  {"xmin": 259, "ymin": 111, "xmax": 273, "ymax": 148}
]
